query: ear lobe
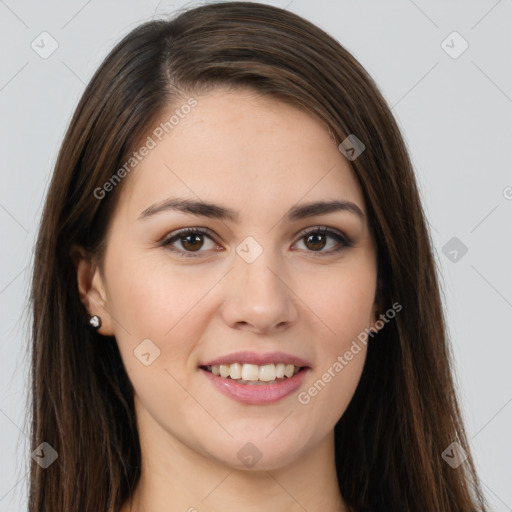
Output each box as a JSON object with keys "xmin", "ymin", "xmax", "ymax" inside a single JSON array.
[{"xmin": 70, "ymin": 244, "xmax": 115, "ymax": 336}]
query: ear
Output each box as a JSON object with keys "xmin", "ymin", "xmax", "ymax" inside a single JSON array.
[{"xmin": 70, "ymin": 244, "xmax": 115, "ymax": 336}]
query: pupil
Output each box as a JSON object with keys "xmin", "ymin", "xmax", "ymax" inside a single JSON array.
[
  {"xmin": 183, "ymin": 234, "xmax": 203, "ymax": 251},
  {"xmin": 306, "ymin": 234, "xmax": 325, "ymax": 251}
]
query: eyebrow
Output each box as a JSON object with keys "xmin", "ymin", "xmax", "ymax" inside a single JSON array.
[{"xmin": 138, "ymin": 197, "xmax": 365, "ymax": 222}]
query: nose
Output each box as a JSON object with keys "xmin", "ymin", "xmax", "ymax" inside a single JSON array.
[{"xmin": 220, "ymin": 246, "xmax": 299, "ymax": 335}]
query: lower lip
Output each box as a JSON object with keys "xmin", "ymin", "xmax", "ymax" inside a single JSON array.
[{"xmin": 200, "ymin": 368, "xmax": 309, "ymax": 405}]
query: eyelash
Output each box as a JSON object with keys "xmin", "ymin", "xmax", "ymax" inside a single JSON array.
[{"xmin": 160, "ymin": 226, "xmax": 354, "ymax": 258}]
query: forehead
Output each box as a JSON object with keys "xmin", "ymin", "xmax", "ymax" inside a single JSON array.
[{"xmin": 117, "ymin": 88, "xmax": 366, "ymax": 222}]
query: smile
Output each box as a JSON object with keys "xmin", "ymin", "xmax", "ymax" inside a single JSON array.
[{"xmin": 201, "ymin": 363, "xmax": 303, "ymax": 384}]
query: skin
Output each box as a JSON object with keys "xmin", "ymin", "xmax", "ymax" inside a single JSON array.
[{"xmin": 74, "ymin": 87, "xmax": 380, "ymax": 512}]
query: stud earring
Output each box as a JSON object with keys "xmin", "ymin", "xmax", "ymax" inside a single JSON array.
[{"xmin": 89, "ymin": 315, "xmax": 101, "ymax": 329}]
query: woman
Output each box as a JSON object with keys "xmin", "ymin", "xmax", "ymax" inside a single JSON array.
[{"xmin": 28, "ymin": 2, "xmax": 489, "ymax": 511}]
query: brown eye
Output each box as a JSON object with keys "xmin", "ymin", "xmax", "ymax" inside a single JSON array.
[
  {"xmin": 161, "ymin": 226, "xmax": 353, "ymax": 258},
  {"xmin": 161, "ymin": 228, "xmax": 218, "ymax": 257},
  {"xmin": 295, "ymin": 227, "xmax": 353, "ymax": 255},
  {"xmin": 304, "ymin": 232, "xmax": 328, "ymax": 251},
  {"xmin": 180, "ymin": 233, "xmax": 205, "ymax": 252}
]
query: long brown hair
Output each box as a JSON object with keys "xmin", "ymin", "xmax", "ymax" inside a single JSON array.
[{"xmin": 28, "ymin": 2, "xmax": 489, "ymax": 511}]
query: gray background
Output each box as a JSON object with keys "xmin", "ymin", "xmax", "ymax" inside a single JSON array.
[{"xmin": 1, "ymin": 0, "xmax": 511, "ymax": 510}]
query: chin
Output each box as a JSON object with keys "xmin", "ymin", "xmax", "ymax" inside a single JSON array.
[{"xmin": 201, "ymin": 433, "xmax": 311, "ymax": 472}]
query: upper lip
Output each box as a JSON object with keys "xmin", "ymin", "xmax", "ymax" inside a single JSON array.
[{"xmin": 200, "ymin": 351, "xmax": 311, "ymax": 368}]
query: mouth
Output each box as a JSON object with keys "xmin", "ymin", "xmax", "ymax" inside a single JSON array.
[
  {"xmin": 199, "ymin": 362, "xmax": 308, "ymax": 385},
  {"xmin": 199, "ymin": 351, "xmax": 312, "ymax": 404},
  {"xmin": 199, "ymin": 359, "xmax": 311, "ymax": 405}
]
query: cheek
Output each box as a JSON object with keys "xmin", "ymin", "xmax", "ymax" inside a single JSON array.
[
  {"xmin": 298, "ymin": 347, "xmax": 367, "ymax": 439},
  {"xmin": 105, "ymin": 249, "xmax": 211, "ymax": 337},
  {"xmin": 103, "ymin": 249, "xmax": 215, "ymax": 384},
  {"xmin": 295, "ymin": 257, "xmax": 375, "ymax": 419},
  {"xmin": 304, "ymin": 255, "xmax": 377, "ymax": 345},
  {"xmin": 297, "ymin": 285, "xmax": 371, "ymax": 431},
  {"xmin": 105, "ymin": 253, "xmax": 209, "ymax": 423}
]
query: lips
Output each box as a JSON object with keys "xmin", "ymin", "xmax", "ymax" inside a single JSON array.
[
  {"xmin": 199, "ymin": 351, "xmax": 311, "ymax": 404},
  {"xmin": 202, "ymin": 362, "xmax": 303, "ymax": 383},
  {"xmin": 200, "ymin": 350, "xmax": 311, "ymax": 368}
]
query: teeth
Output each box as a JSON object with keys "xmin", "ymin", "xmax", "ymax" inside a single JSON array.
[
  {"xmin": 230, "ymin": 363, "xmax": 242, "ymax": 379},
  {"xmin": 259, "ymin": 364, "xmax": 276, "ymax": 381},
  {"xmin": 241, "ymin": 364, "xmax": 260, "ymax": 381},
  {"xmin": 284, "ymin": 364, "xmax": 295, "ymax": 378},
  {"xmin": 207, "ymin": 362, "xmax": 302, "ymax": 382}
]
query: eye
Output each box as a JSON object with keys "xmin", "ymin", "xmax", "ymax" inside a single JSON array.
[
  {"xmin": 293, "ymin": 227, "xmax": 353, "ymax": 255},
  {"xmin": 160, "ymin": 226, "xmax": 353, "ymax": 258},
  {"xmin": 161, "ymin": 227, "xmax": 219, "ymax": 258}
]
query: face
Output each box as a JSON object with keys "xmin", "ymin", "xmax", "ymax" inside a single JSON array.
[{"xmin": 79, "ymin": 88, "xmax": 379, "ymax": 472}]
